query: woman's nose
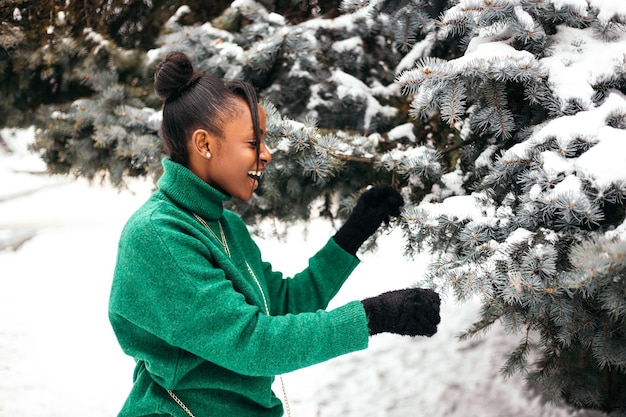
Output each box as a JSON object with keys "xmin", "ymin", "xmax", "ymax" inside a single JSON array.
[{"xmin": 260, "ymin": 141, "xmax": 272, "ymax": 163}]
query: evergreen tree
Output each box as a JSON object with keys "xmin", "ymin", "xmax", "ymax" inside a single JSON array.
[
  {"xmin": 28, "ymin": 0, "xmax": 626, "ymax": 413},
  {"xmin": 34, "ymin": 0, "xmax": 449, "ymax": 214},
  {"xmin": 0, "ymin": 0, "xmax": 230, "ymax": 127},
  {"xmin": 395, "ymin": 0, "xmax": 626, "ymax": 413}
]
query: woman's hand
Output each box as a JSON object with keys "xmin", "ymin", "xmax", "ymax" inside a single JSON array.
[
  {"xmin": 333, "ymin": 185, "xmax": 404, "ymax": 255},
  {"xmin": 361, "ymin": 288, "xmax": 441, "ymax": 337}
]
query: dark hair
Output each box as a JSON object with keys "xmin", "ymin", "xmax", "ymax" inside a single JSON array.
[{"xmin": 154, "ymin": 51, "xmax": 262, "ymax": 166}]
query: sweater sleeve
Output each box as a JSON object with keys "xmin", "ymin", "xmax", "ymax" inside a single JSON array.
[
  {"xmin": 224, "ymin": 211, "xmax": 361, "ymax": 315},
  {"xmin": 260, "ymin": 238, "xmax": 360, "ymax": 315},
  {"xmin": 109, "ymin": 208, "xmax": 369, "ymax": 380}
]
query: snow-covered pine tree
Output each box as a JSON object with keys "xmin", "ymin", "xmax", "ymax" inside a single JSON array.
[
  {"xmin": 0, "ymin": 2, "xmax": 90, "ymax": 127},
  {"xmin": 34, "ymin": 67, "xmax": 163, "ymax": 186},
  {"xmin": 34, "ymin": 0, "xmax": 449, "ymax": 222},
  {"xmin": 21, "ymin": 1, "xmax": 229, "ymax": 186},
  {"xmin": 0, "ymin": 0, "xmax": 227, "ymax": 128},
  {"xmin": 395, "ymin": 0, "xmax": 626, "ymax": 412},
  {"xmin": 30, "ymin": 31, "xmax": 163, "ymax": 187}
]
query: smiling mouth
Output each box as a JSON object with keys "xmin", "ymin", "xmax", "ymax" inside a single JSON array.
[{"xmin": 247, "ymin": 170, "xmax": 263, "ymax": 181}]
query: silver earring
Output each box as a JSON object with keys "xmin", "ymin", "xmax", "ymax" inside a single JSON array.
[{"xmin": 206, "ymin": 151, "xmax": 212, "ymax": 159}]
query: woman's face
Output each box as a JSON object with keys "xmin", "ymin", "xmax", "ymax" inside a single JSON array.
[{"xmin": 205, "ymin": 100, "xmax": 271, "ymax": 201}]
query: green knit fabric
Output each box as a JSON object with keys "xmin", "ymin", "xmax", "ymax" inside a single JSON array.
[{"xmin": 109, "ymin": 158, "xmax": 370, "ymax": 417}]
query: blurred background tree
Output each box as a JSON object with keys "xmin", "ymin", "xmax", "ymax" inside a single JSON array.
[{"xmin": 0, "ymin": 0, "xmax": 236, "ymax": 128}]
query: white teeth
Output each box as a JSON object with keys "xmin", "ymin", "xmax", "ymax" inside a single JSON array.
[{"xmin": 248, "ymin": 171, "xmax": 262, "ymax": 178}]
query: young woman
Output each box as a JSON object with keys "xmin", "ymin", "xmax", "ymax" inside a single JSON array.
[{"xmin": 109, "ymin": 51, "xmax": 441, "ymax": 417}]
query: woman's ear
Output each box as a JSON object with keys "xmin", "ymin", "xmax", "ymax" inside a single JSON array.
[{"xmin": 190, "ymin": 129, "xmax": 214, "ymax": 160}]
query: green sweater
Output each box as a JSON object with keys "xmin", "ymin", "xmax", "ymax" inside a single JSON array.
[{"xmin": 109, "ymin": 159, "xmax": 370, "ymax": 417}]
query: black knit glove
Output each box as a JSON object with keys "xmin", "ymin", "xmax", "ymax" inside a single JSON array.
[
  {"xmin": 361, "ymin": 288, "xmax": 441, "ymax": 337},
  {"xmin": 333, "ymin": 185, "xmax": 404, "ymax": 255}
]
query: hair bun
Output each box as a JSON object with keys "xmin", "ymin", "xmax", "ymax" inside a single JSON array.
[{"xmin": 154, "ymin": 51, "xmax": 201, "ymax": 102}]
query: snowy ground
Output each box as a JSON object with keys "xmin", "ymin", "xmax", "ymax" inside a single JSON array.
[{"xmin": 0, "ymin": 128, "xmax": 598, "ymax": 417}]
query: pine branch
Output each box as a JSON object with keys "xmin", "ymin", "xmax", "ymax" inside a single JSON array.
[
  {"xmin": 501, "ymin": 327, "xmax": 533, "ymax": 377},
  {"xmin": 331, "ymin": 153, "xmax": 377, "ymax": 163}
]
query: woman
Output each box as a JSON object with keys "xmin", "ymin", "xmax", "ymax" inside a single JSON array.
[{"xmin": 109, "ymin": 51, "xmax": 440, "ymax": 417}]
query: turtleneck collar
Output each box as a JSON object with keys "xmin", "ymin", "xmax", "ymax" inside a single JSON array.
[{"xmin": 157, "ymin": 158, "xmax": 231, "ymax": 221}]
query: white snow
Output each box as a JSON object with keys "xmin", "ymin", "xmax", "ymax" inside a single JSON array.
[
  {"xmin": 540, "ymin": 26, "xmax": 626, "ymax": 108},
  {"xmin": 387, "ymin": 123, "xmax": 416, "ymax": 142},
  {"xmin": 530, "ymin": 92, "xmax": 626, "ymax": 188},
  {"xmin": 461, "ymin": 40, "xmax": 537, "ymax": 68},
  {"xmin": 331, "ymin": 70, "xmax": 398, "ymax": 131},
  {"xmin": 492, "ymin": 228, "xmax": 535, "ymax": 263},
  {"xmin": 589, "ymin": 0, "xmax": 626, "ymax": 21},
  {"xmin": 552, "ymin": 174, "xmax": 584, "ymax": 195},
  {"xmin": 331, "ymin": 36, "xmax": 363, "ymax": 54},
  {"xmin": 550, "ymin": 0, "xmax": 588, "ymax": 14},
  {"xmin": 576, "ymin": 127, "xmax": 626, "ymax": 187},
  {"xmin": 0, "ymin": 128, "xmax": 584, "ymax": 417},
  {"xmin": 540, "ymin": 150, "xmax": 573, "ymax": 177},
  {"xmin": 440, "ymin": 168, "xmax": 466, "ymax": 196},
  {"xmin": 12, "ymin": 7, "xmax": 22, "ymax": 21},
  {"xmin": 396, "ymin": 32, "xmax": 437, "ymax": 74}
]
